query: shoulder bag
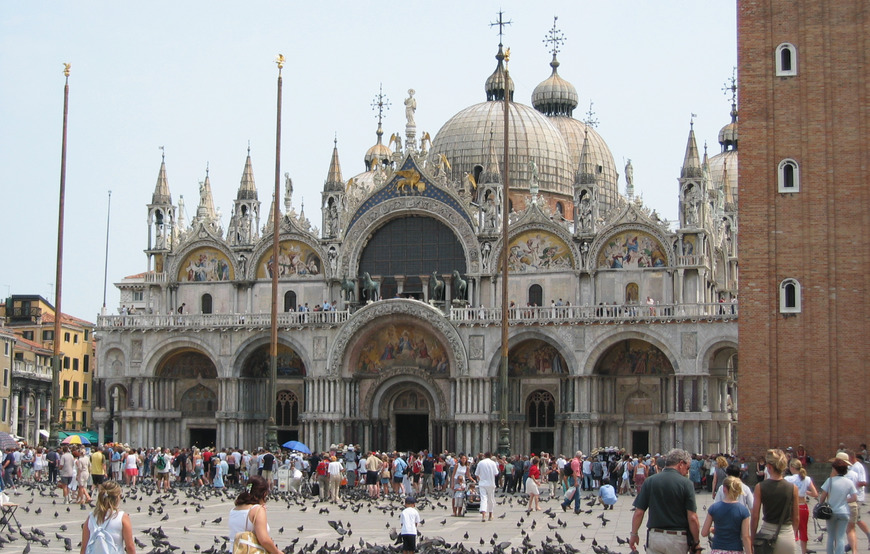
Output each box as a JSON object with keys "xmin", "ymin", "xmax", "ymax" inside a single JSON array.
[
  {"xmin": 753, "ymin": 482, "xmax": 793, "ymax": 554},
  {"xmin": 233, "ymin": 505, "xmax": 266, "ymax": 554}
]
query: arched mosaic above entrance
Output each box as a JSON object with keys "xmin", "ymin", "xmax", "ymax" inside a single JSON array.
[
  {"xmin": 353, "ymin": 322, "xmax": 449, "ymax": 375},
  {"xmin": 509, "ymin": 339, "xmax": 567, "ymax": 376},
  {"xmin": 508, "ymin": 230, "xmax": 573, "ymax": 272},
  {"xmin": 241, "ymin": 344, "xmax": 306, "ymax": 378},
  {"xmin": 177, "ymin": 248, "xmax": 233, "ymax": 282},
  {"xmin": 596, "ymin": 339, "xmax": 673, "ymax": 376},
  {"xmin": 155, "ymin": 350, "xmax": 218, "ymax": 379},
  {"xmin": 597, "ymin": 230, "xmax": 667, "ymax": 269},
  {"xmin": 256, "ymin": 240, "xmax": 322, "ymax": 279}
]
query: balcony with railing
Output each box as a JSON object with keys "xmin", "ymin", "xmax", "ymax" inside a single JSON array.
[
  {"xmin": 450, "ymin": 302, "xmax": 737, "ymax": 326},
  {"xmin": 97, "ymin": 310, "xmax": 350, "ymax": 331},
  {"xmin": 12, "ymin": 360, "xmax": 52, "ymax": 381}
]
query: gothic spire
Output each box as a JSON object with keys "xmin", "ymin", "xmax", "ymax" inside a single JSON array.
[
  {"xmin": 324, "ymin": 137, "xmax": 344, "ymax": 192},
  {"xmin": 237, "ymin": 145, "xmax": 258, "ymax": 200},
  {"xmin": 681, "ymin": 119, "xmax": 703, "ymax": 179},
  {"xmin": 151, "ymin": 151, "xmax": 172, "ymax": 205},
  {"xmin": 479, "ymin": 127, "xmax": 501, "ymax": 184},
  {"xmin": 575, "ymin": 128, "xmax": 596, "ymax": 185}
]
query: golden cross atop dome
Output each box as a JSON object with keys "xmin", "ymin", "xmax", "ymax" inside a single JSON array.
[{"xmin": 543, "ymin": 16, "xmax": 566, "ymax": 58}]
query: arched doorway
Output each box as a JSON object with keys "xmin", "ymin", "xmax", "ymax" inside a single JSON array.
[
  {"xmin": 276, "ymin": 389, "xmax": 300, "ymax": 444},
  {"xmin": 594, "ymin": 338, "xmax": 674, "ymax": 454},
  {"xmin": 155, "ymin": 349, "xmax": 219, "ymax": 447},
  {"xmin": 527, "ymin": 390, "xmax": 555, "ymax": 454},
  {"xmin": 380, "ymin": 385, "xmax": 433, "ymax": 452}
]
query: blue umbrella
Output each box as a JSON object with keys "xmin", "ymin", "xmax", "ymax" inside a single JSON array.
[{"xmin": 282, "ymin": 440, "xmax": 311, "ymax": 454}]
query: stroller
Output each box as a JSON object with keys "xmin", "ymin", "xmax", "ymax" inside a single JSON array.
[{"xmin": 465, "ymin": 482, "xmax": 481, "ymax": 513}]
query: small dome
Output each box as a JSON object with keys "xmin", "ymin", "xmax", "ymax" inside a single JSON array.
[
  {"xmin": 364, "ymin": 124, "xmax": 392, "ymax": 171},
  {"xmin": 484, "ymin": 45, "xmax": 515, "ymax": 102},
  {"xmin": 532, "ymin": 59, "xmax": 579, "ymax": 117},
  {"xmin": 718, "ymin": 122, "xmax": 738, "ymax": 150}
]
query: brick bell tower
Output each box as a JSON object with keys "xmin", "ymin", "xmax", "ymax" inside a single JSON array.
[{"xmin": 738, "ymin": 0, "xmax": 870, "ymax": 456}]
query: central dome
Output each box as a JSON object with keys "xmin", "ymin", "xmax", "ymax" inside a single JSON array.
[{"xmin": 430, "ymin": 101, "xmax": 574, "ymax": 198}]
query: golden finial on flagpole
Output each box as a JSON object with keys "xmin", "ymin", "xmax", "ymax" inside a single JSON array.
[
  {"xmin": 275, "ymin": 54, "xmax": 285, "ymax": 69},
  {"xmin": 63, "ymin": 63, "xmax": 71, "ymax": 77}
]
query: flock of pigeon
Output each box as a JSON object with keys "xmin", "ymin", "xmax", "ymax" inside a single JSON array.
[{"xmin": 1, "ymin": 480, "xmax": 833, "ymax": 554}]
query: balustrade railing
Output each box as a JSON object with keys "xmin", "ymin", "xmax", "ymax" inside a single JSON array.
[
  {"xmin": 12, "ymin": 360, "xmax": 52, "ymax": 379},
  {"xmin": 97, "ymin": 310, "xmax": 349, "ymax": 330},
  {"xmin": 450, "ymin": 302, "xmax": 737, "ymax": 325}
]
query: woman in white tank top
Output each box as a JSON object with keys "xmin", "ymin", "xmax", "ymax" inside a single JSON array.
[
  {"xmin": 81, "ymin": 481, "xmax": 133, "ymax": 553},
  {"xmin": 229, "ymin": 475, "xmax": 280, "ymax": 554}
]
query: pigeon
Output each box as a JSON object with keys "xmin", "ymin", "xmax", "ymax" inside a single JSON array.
[{"xmin": 211, "ymin": 517, "xmax": 222, "ymax": 524}]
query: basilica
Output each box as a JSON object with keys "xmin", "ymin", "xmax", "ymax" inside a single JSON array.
[{"xmin": 95, "ymin": 34, "xmax": 739, "ymax": 457}]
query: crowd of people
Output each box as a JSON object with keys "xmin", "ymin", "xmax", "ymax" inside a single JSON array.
[{"xmin": 0, "ymin": 438, "xmax": 864, "ymax": 554}]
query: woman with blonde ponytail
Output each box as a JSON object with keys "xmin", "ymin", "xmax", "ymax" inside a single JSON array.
[
  {"xmin": 785, "ymin": 458, "xmax": 818, "ymax": 554},
  {"xmin": 80, "ymin": 481, "xmax": 135, "ymax": 554}
]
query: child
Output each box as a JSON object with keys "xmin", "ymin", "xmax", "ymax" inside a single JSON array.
[
  {"xmin": 400, "ymin": 496, "xmax": 421, "ymax": 554},
  {"xmin": 452, "ymin": 474, "xmax": 466, "ymax": 516},
  {"xmin": 598, "ymin": 482, "xmax": 617, "ymax": 510}
]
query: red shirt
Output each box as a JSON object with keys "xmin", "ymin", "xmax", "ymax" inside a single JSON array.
[{"xmin": 528, "ymin": 465, "xmax": 541, "ymax": 480}]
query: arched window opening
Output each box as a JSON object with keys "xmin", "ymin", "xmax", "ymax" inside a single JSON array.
[
  {"xmin": 778, "ymin": 159, "xmax": 800, "ymax": 192},
  {"xmin": 625, "ymin": 283, "xmax": 639, "ymax": 303},
  {"xmin": 284, "ymin": 290, "xmax": 297, "ymax": 312},
  {"xmin": 528, "ymin": 284, "xmax": 543, "ymax": 307},
  {"xmin": 776, "ymin": 43, "xmax": 797, "ymax": 76},
  {"xmin": 201, "ymin": 294, "xmax": 212, "ymax": 314},
  {"xmin": 527, "ymin": 390, "xmax": 555, "ymax": 428},
  {"xmin": 780, "ymin": 278, "xmax": 801, "ymax": 313},
  {"xmin": 276, "ymin": 390, "xmax": 299, "ymax": 427},
  {"xmin": 555, "ymin": 202, "xmax": 564, "ymax": 217}
]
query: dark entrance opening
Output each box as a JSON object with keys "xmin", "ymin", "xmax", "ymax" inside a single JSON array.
[
  {"xmin": 395, "ymin": 414, "xmax": 428, "ymax": 452},
  {"xmin": 631, "ymin": 430, "xmax": 649, "ymax": 456},
  {"xmin": 529, "ymin": 431, "xmax": 554, "ymax": 455},
  {"xmin": 277, "ymin": 429, "xmax": 298, "ymax": 446},
  {"xmin": 189, "ymin": 428, "xmax": 216, "ymax": 450}
]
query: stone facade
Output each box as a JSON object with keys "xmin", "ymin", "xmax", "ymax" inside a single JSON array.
[{"xmin": 96, "ymin": 39, "xmax": 739, "ymax": 456}]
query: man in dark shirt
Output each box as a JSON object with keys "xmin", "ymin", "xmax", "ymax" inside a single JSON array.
[
  {"xmin": 629, "ymin": 448, "xmax": 700, "ymax": 554},
  {"xmin": 262, "ymin": 448, "xmax": 275, "ymax": 490},
  {"xmin": 422, "ymin": 453, "xmax": 435, "ymax": 495}
]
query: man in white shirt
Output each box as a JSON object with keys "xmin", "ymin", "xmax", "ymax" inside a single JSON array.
[
  {"xmin": 474, "ymin": 452, "xmax": 500, "ymax": 522},
  {"xmin": 845, "ymin": 450, "xmax": 870, "ymax": 549}
]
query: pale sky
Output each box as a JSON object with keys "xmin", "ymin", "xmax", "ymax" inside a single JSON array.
[{"xmin": 0, "ymin": 1, "xmax": 736, "ymax": 321}]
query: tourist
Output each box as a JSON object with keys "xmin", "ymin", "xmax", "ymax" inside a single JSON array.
[
  {"xmin": 228, "ymin": 476, "xmax": 280, "ymax": 554},
  {"xmin": 81, "ymin": 481, "xmax": 135, "ymax": 554},
  {"xmin": 399, "ymin": 496, "xmax": 421, "ymax": 554},
  {"xmin": 327, "ymin": 455, "xmax": 343, "ymax": 503},
  {"xmin": 474, "ymin": 452, "xmax": 499, "ymax": 522},
  {"xmin": 629, "ymin": 448, "xmax": 701, "ymax": 554},
  {"xmin": 75, "ymin": 449, "xmax": 92, "ymax": 505},
  {"xmin": 365, "ymin": 451, "xmax": 382, "ymax": 499},
  {"xmin": 525, "ymin": 455, "xmax": 542, "ymax": 514},
  {"xmin": 784, "ymin": 458, "xmax": 818, "ymax": 554},
  {"xmin": 124, "ymin": 448, "xmax": 140, "ymax": 486},
  {"xmin": 701, "ymin": 476, "xmax": 751, "ymax": 554},
  {"xmin": 561, "ymin": 451, "xmax": 584, "ymax": 514},
  {"xmin": 711, "ymin": 455, "xmax": 729, "ymax": 496},
  {"xmin": 819, "ymin": 456, "xmax": 858, "ymax": 554},
  {"xmin": 58, "ymin": 446, "xmax": 76, "ymax": 503},
  {"xmin": 32, "ymin": 447, "xmax": 46, "ymax": 482},
  {"xmin": 750, "ymin": 449, "xmax": 799, "ymax": 554}
]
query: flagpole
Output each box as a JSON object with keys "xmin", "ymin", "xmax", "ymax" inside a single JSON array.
[
  {"xmin": 498, "ymin": 46, "xmax": 512, "ymax": 457},
  {"xmin": 101, "ymin": 190, "xmax": 112, "ymax": 314},
  {"xmin": 267, "ymin": 55, "xmax": 284, "ymax": 451},
  {"xmin": 50, "ymin": 63, "xmax": 71, "ymax": 447}
]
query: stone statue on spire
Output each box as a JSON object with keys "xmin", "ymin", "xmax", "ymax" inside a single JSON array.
[{"xmin": 404, "ymin": 89, "xmax": 416, "ymax": 127}]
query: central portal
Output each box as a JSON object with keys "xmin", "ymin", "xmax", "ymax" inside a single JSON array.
[
  {"xmin": 395, "ymin": 414, "xmax": 429, "ymax": 452},
  {"xmin": 189, "ymin": 427, "xmax": 216, "ymax": 449}
]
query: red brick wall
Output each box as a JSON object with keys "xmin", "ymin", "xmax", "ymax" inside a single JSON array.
[{"xmin": 738, "ymin": 0, "xmax": 869, "ymax": 458}]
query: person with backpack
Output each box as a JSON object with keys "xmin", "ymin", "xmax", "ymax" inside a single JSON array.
[
  {"xmin": 153, "ymin": 448, "xmax": 171, "ymax": 492},
  {"xmin": 81, "ymin": 480, "xmax": 135, "ymax": 554}
]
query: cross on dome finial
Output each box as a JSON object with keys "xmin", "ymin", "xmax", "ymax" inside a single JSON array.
[
  {"xmin": 584, "ymin": 101, "xmax": 599, "ymax": 128},
  {"xmin": 543, "ymin": 16, "xmax": 566, "ymax": 59},
  {"xmin": 490, "ymin": 10, "xmax": 512, "ymax": 47},
  {"xmin": 159, "ymin": 145, "xmax": 165, "ymax": 162},
  {"xmin": 723, "ymin": 67, "xmax": 738, "ymax": 106},
  {"xmin": 371, "ymin": 83, "xmax": 391, "ymax": 125}
]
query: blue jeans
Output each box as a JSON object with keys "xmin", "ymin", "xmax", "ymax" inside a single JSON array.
[
  {"xmin": 827, "ymin": 513, "xmax": 849, "ymax": 554},
  {"xmin": 561, "ymin": 476, "xmax": 582, "ymax": 512}
]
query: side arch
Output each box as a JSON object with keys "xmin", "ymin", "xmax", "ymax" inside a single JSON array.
[
  {"xmin": 486, "ymin": 329, "xmax": 574, "ymax": 377},
  {"xmin": 582, "ymin": 330, "xmax": 680, "ymax": 376}
]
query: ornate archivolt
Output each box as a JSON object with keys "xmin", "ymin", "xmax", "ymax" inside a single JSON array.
[
  {"xmin": 363, "ymin": 368, "xmax": 449, "ymax": 420},
  {"xmin": 166, "ymin": 238, "xmax": 238, "ymax": 284},
  {"xmin": 581, "ymin": 329, "xmax": 679, "ymax": 377},
  {"xmin": 327, "ymin": 299, "xmax": 468, "ymax": 377},
  {"xmin": 247, "ymin": 231, "xmax": 331, "ymax": 280},
  {"xmin": 339, "ymin": 196, "xmax": 480, "ymax": 278}
]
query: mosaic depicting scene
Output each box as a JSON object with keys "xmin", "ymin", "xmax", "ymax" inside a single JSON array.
[
  {"xmin": 508, "ymin": 231, "xmax": 572, "ymax": 272},
  {"xmin": 355, "ymin": 323, "xmax": 449, "ymax": 375},
  {"xmin": 177, "ymin": 248, "xmax": 233, "ymax": 282},
  {"xmin": 597, "ymin": 339, "xmax": 673, "ymax": 376},
  {"xmin": 242, "ymin": 344, "xmax": 306, "ymax": 378},
  {"xmin": 508, "ymin": 340, "xmax": 567, "ymax": 376},
  {"xmin": 256, "ymin": 240, "xmax": 322, "ymax": 278},
  {"xmin": 157, "ymin": 351, "xmax": 218, "ymax": 379},
  {"xmin": 597, "ymin": 231, "xmax": 667, "ymax": 269}
]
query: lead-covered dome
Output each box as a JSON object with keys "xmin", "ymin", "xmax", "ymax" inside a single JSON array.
[
  {"xmin": 430, "ymin": 46, "xmax": 574, "ymax": 198},
  {"xmin": 532, "ymin": 58, "xmax": 579, "ymax": 117}
]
